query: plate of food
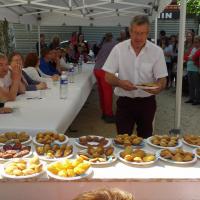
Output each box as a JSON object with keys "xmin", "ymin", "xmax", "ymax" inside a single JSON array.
[
  {"xmin": 0, "ymin": 132, "xmax": 32, "ymax": 146},
  {"xmin": 158, "ymin": 148, "xmax": 197, "ymax": 165},
  {"xmin": 118, "ymin": 146, "xmax": 158, "ymax": 166},
  {"xmin": 0, "ymin": 142, "xmax": 32, "ymax": 161},
  {"xmin": 75, "ymin": 135, "xmax": 111, "ymax": 148},
  {"xmin": 33, "ymin": 131, "xmax": 69, "ymax": 146},
  {"xmin": 78, "ymin": 146, "xmax": 117, "ymax": 165},
  {"xmin": 46, "ymin": 157, "xmax": 92, "ymax": 180},
  {"xmin": 1, "ymin": 156, "xmax": 45, "ymax": 179},
  {"xmin": 182, "ymin": 134, "xmax": 200, "ymax": 148},
  {"xmin": 146, "ymin": 135, "xmax": 181, "ymax": 149},
  {"xmin": 35, "ymin": 144, "xmax": 73, "ymax": 162},
  {"xmin": 113, "ymin": 134, "xmax": 144, "ymax": 148},
  {"xmin": 136, "ymin": 83, "xmax": 159, "ymax": 90}
]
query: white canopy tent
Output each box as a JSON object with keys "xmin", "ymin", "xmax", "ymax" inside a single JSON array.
[
  {"xmin": 0, "ymin": 0, "xmax": 170, "ymax": 26},
  {"xmin": 0, "ymin": 0, "xmax": 188, "ymax": 133}
]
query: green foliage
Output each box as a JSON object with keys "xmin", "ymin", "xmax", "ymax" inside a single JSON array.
[
  {"xmin": 186, "ymin": 0, "xmax": 200, "ymax": 15},
  {"xmin": 178, "ymin": 0, "xmax": 200, "ymax": 16},
  {"xmin": 0, "ymin": 19, "xmax": 15, "ymax": 55}
]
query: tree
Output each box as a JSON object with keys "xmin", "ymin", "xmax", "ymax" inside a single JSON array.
[
  {"xmin": 178, "ymin": 0, "xmax": 200, "ymax": 16},
  {"xmin": 186, "ymin": 0, "xmax": 200, "ymax": 16}
]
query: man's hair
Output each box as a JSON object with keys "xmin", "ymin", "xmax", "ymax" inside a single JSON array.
[
  {"xmin": 160, "ymin": 30, "xmax": 166, "ymax": 36},
  {"xmin": 8, "ymin": 52, "xmax": 23, "ymax": 63},
  {"xmin": 73, "ymin": 188, "xmax": 134, "ymax": 200},
  {"xmin": 105, "ymin": 32, "xmax": 113, "ymax": 42},
  {"xmin": 41, "ymin": 48, "xmax": 50, "ymax": 58},
  {"xmin": 0, "ymin": 53, "xmax": 7, "ymax": 60},
  {"xmin": 130, "ymin": 15, "xmax": 150, "ymax": 27}
]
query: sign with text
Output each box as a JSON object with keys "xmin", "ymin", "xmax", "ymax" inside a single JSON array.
[{"xmin": 159, "ymin": 5, "xmax": 180, "ymax": 19}]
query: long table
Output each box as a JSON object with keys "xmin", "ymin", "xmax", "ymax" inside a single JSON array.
[
  {"xmin": 0, "ymin": 64, "xmax": 95, "ymax": 136},
  {"xmin": 0, "ymin": 139, "xmax": 200, "ymax": 200}
]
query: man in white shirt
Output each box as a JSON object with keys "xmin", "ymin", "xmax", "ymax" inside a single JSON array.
[
  {"xmin": 0, "ymin": 54, "xmax": 22, "ymax": 102},
  {"xmin": 103, "ymin": 15, "xmax": 168, "ymax": 138}
]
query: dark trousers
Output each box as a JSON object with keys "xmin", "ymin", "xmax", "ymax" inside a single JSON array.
[
  {"xmin": 94, "ymin": 69, "xmax": 113, "ymax": 116},
  {"xmin": 116, "ymin": 96, "xmax": 156, "ymax": 138},
  {"xmin": 188, "ymin": 71, "xmax": 200, "ymax": 102}
]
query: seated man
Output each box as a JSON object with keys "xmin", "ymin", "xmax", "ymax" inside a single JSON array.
[
  {"xmin": 39, "ymin": 48, "xmax": 60, "ymax": 76},
  {"xmin": 0, "ymin": 53, "xmax": 23, "ymax": 102},
  {"xmin": 9, "ymin": 52, "xmax": 47, "ymax": 91}
]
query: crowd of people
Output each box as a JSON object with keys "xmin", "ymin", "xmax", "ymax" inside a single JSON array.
[
  {"xmin": 0, "ymin": 16, "xmax": 200, "ymax": 139},
  {"xmin": 157, "ymin": 29, "xmax": 200, "ymax": 105}
]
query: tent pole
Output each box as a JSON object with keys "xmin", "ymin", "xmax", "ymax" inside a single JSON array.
[
  {"xmin": 154, "ymin": 14, "xmax": 158, "ymax": 45},
  {"xmin": 173, "ymin": 0, "xmax": 186, "ymax": 134},
  {"xmin": 38, "ymin": 23, "xmax": 41, "ymax": 58}
]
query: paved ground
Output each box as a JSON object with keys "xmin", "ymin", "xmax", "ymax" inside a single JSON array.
[{"xmin": 67, "ymin": 85, "xmax": 200, "ymax": 137}]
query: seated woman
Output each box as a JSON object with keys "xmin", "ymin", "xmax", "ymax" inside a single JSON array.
[
  {"xmin": 24, "ymin": 53, "xmax": 59, "ymax": 82},
  {"xmin": 39, "ymin": 48, "xmax": 60, "ymax": 77},
  {"xmin": 9, "ymin": 52, "xmax": 47, "ymax": 91}
]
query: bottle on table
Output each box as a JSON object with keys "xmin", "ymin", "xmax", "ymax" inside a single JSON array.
[
  {"xmin": 60, "ymin": 71, "xmax": 68, "ymax": 99},
  {"xmin": 68, "ymin": 63, "xmax": 75, "ymax": 83},
  {"xmin": 78, "ymin": 55, "xmax": 83, "ymax": 73}
]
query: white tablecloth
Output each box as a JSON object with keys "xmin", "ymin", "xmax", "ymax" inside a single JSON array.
[
  {"xmin": 0, "ymin": 64, "xmax": 95, "ymax": 136},
  {"xmin": 0, "ymin": 139, "xmax": 200, "ymax": 200}
]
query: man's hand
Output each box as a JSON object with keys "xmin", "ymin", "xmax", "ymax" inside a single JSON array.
[
  {"xmin": 143, "ymin": 78, "xmax": 167, "ymax": 95},
  {"xmin": 10, "ymin": 62, "xmax": 21, "ymax": 81},
  {"xmin": 51, "ymin": 74, "xmax": 59, "ymax": 81},
  {"xmin": 0, "ymin": 107, "xmax": 13, "ymax": 114},
  {"xmin": 36, "ymin": 82, "xmax": 47, "ymax": 90},
  {"xmin": 118, "ymin": 80, "xmax": 137, "ymax": 91}
]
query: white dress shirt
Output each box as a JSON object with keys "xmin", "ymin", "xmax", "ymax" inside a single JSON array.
[
  {"xmin": 103, "ymin": 39, "xmax": 168, "ymax": 98},
  {"xmin": 0, "ymin": 71, "xmax": 12, "ymax": 90}
]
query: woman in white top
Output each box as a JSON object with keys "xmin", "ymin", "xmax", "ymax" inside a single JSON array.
[{"xmin": 23, "ymin": 53, "xmax": 59, "ymax": 82}]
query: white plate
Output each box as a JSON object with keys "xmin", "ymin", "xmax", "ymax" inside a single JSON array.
[
  {"xmin": 46, "ymin": 165, "xmax": 93, "ymax": 181},
  {"xmin": 78, "ymin": 150, "xmax": 117, "ymax": 165},
  {"xmin": 32, "ymin": 135, "xmax": 69, "ymax": 146},
  {"xmin": 158, "ymin": 149, "xmax": 197, "ymax": 165},
  {"xmin": 0, "ymin": 148, "xmax": 32, "ymax": 161},
  {"xmin": 146, "ymin": 136, "xmax": 182, "ymax": 149},
  {"xmin": 113, "ymin": 139, "xmax": 145, "ymax": 149},
  {"xmin": 75, "ymin": 136, "xmax": 112, "ymax": 149},
  {"xmin": 136, "ymin": 85, "xmax": 159, "ymax": 90},
  {"xmin": 117, "ymin": 151, "xmax": 158, "ymax": 166},
  {"xmin": 0, "ymin": 135, "xmax": 32, "ymax": 146},
  {"xmin": 1, "ymin": 159, "xmax": 46, "ymax": 179},
  {"xmin": 193, "ymin": 148, "xmax": 200, "ymax": 159},
  {"xmin": 182, "ymin": 138, "xmax": 200, "ymax": 148}
]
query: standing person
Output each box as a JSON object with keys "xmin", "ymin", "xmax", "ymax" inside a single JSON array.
[
  {"xmin": 117, "ymin": 29, "xmax": 127, "ymax": 42},
  {"xmin": 36, "ymin": 34, "xmax": 47, "ymax": 56},
  {"xmin": 94, "ymin": 33, "xmax": 117, "ymax": 123},
  {"xmin": 160, "ymin": 37, "xmax": 173, "ymax": 88},
  {"xmin": 49, "ymin": 36, "xmax": 60, "ymax": 50},
  {"xmin": 184, "ymin": 36, "xmax": 200, "ymax": 105},
  {"xmin": 170, "ymin": 35, "xmax": 178, "ymax": 87},
  {"xmin": 103, "ymin": 15, "xmax": 167, "ymax": 138},
  {"xmin": 157, "ymin": 30, "xmax": 167, "ymax": 47},
  {"xmin": 184, "ymin": 31, "xmax": 194, "ymax": 53}
]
